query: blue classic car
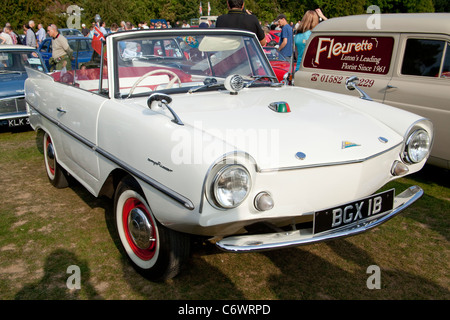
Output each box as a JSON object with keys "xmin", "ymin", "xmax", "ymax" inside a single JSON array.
[
  {"xmin": 0, "ymin": 45, "xmax": 47, "ymax": 128},
  {"xmin": 39, "ymin": 36, "xmax": 93, "ymax": 70}
]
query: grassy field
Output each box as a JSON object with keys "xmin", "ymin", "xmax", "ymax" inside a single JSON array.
[{"xmin": 0, "ymin": 128, "xmax": 449, "ymax": 300}]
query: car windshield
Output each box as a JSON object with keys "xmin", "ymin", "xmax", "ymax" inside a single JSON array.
[
  {"xmin": 263, "ymin": 47, "xmax": 289, "ymax": 62},
  {"xmin": 114, "ymin": 32, "xmax": 277, "ymax": 97},
  {"xmin": 68, "ymin": 39, "xmax": 92, "ymax": 52},
  {"xmin": 0, "ymin": 50, "xmax": 45, "ymax": 73}
]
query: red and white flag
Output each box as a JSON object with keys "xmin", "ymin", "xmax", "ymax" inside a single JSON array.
[
  {"xmin": 208, "ymin": 2, "xmax": 211, "ymax": 15},
  {"xmin": 199, "ymin": 2, "xmax": 203, "ymax": 15},
  {"xmin": 92, "ymin": 25, "xmax": 105, "ymax": 56}
]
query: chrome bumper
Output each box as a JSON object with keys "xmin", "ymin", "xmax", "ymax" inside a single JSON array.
[{"xmin": 216, "ymin": 186, "xmax": 423, "ymax": 252}]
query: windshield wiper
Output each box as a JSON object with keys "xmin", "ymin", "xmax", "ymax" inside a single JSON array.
[
  {"xmin": 139, "ymin": 54, "xmax": 161, "ymax": 59},
  {"xmin": 245, "ymin": 75, "xmax": 279, "ymax": 88},
  {"xmin": 188, "ymin": 77, "xmax": 222, "ymax": 93}
]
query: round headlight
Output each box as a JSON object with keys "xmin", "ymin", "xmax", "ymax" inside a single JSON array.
[
  {"xmin": 404, "ymin": 129, "xmax": 431, "ymax": 163},
  {"xmin": 212, "ymin": 165, "xmax": 251, "ymax": 209}
]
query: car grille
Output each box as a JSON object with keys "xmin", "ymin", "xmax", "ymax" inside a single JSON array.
[{"xmin": 0, "ymin": 97, "xmax": 26, "ymax": 115}]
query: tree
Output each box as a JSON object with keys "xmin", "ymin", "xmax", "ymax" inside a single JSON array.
[
  {"xmin": 0, "ymin": 0, "xmax": 442, "ymax": 31},
  {"xmin": 367, "ymin": 0, "xmax": 434, "ymax": 13},
  {"xmin": 433, "ymin": 0, "xmax": 450, "ymax": 12},
  {"xmin": 0, "ymin": 0, "xmax": 71, "ymax": 30}
]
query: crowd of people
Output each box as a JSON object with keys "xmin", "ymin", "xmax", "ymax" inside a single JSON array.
[
  {"xmin": 0, "ymin": 0, "xmax": 327, "ymax": 72},
  {"xmin": 215, "ymin": 0, "xmax": 328, "ymax": 71},
  {"xmin": 0, "ymin": 20, "xmax": 47, "ymax": 47}
]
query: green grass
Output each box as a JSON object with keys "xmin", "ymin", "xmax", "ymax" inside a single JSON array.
[{"xmin": 0, "ymin": 129, "xmax": 449, "ymax": 300}]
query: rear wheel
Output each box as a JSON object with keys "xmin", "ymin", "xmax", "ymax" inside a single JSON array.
[
  {"xmin": 43, "ymin": 132, "xmax": 68, "ymax": 188},
  {"xmin": 114, "ymin": 176, "xmax": 190, "ymax": 281}
]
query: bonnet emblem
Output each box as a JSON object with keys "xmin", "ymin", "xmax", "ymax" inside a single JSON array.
[
  {"xmin": 295, "ymin": 152, "xmax": 306, "ymax": 160},
  {"xmin": 342, "ymin": 141, "xmax": 361, "ymax": 149},
  {"xmin": 269, "ymin": 101, "xmax": 291, "ymax": 113}
]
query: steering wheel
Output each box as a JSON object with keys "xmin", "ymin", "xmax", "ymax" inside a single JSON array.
[{"xmin": 128, "ymin": 69, "xmax": 182, "ymax": 96}]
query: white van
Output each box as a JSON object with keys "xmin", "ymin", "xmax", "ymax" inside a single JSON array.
[{"xmin": 295, "ymin": 13, "xmax": 450, "ymax": 169}]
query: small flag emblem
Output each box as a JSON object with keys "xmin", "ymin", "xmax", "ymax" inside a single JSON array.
[
  {"xmin": 342, "ymin": 141, "xmax": 361, "ymax": 149},
  {"xmin": 269, "ymin": 102, "xmax": 291, "ymax": 113}
]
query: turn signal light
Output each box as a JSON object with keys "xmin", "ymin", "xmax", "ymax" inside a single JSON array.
[
  {"xmin": 254, "ymin": 192, "xmax": 274, "ymax": 211},
  {"xmin": 391, "ymin": 160, "xmax": 409, "ymax": 176}
]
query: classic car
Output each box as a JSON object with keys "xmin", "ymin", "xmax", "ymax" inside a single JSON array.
[
  {"xmin": 48, "ymin": 28, "xmax": 84, "ymax": 38},
  {"xmin": 1, "ymin": 45, "xmax": 47, "ymax": 128},
  {"xmin": 263, "ymin": 46, "xmax": 291, "ymax": 82},
  {"xmin": 295, "ymin": 13, "xmax": 450, "ymax": 169},
  {"xmin": 269, "ymin": 30, "xmax": 280, "ymax": 44},
  {"xmin": 39, "ymin": 36, "xmax": 93, "ymax": 70},
  {"xmin": 25, "ymin": 28, "xmax": 432, "ymax": 281}
]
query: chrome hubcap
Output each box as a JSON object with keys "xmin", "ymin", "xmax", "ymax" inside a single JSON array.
[{"xmin": 128, "ymin": 208, "xmax": 154, "ymax": 249}]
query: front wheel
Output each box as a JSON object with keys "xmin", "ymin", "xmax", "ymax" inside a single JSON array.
[{"xmin": 114, "ymin": 176, "xmax": 190, "ymax": 281}]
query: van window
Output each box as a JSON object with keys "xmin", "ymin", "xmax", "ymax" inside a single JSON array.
[{"xmin": 401, "ymin": 39, "xmax": 446, "ymax": 77}]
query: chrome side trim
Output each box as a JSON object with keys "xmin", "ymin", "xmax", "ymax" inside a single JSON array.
[
  {"xmin": 259, "ymin": 142, "xmax": 403, "ymax": 173},
  {"xmin": 27, "ymin": 101, "xmax": 195, "ymax": 210},
  {"xmin": 0, "ymin": 111, "xmax": 28, "ymax": 121},
  {"xmin": 216, "ymin": 185, "xmax": 423, "ymax": 252}
]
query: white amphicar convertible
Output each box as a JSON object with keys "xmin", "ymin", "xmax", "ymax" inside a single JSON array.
[{"xmin": 25, "ymin": 28, "xmax": 433, "ymax": 281}]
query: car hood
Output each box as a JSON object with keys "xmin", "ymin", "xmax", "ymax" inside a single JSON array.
[
  {"xmin": 166, "ymin": 86, "xmax": 404, "ymax": 170},
  {"xmin": 0, "ymin": 73, "xmax": 27, "ymax": 98}
]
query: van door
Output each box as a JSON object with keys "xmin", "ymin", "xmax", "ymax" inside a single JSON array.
[{"xmin": 384, "ymin": 35, "xmax": 450, "ymax": 168}]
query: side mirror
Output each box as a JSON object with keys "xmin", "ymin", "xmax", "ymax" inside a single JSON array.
[
  {"xmin": 345, "ymin": 76, "xmax": 373, "ymax": 101},
  {"xmin": 147, "ymin": 93, "xmax": 173, "ymax": 107},
  {"xmin": 147, "ymin": 93, "xmax": 183, "ymax": 126}
]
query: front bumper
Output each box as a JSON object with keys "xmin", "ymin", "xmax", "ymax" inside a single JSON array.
[{"xmin": 216, "ymin": 185, "xmax": 423, "ymax": 252}]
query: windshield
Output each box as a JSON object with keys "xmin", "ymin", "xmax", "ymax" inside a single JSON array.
[
  {"xmin": 0, "ymin": 50, "xmax": 45, "ymax": 73},
  {"xmin": 114, "ymin": 33, "xmax": 276, "ymax": 97},
  {"xmin": 263, "ymin": 47, "xmax": 289, "ymax": 62}
]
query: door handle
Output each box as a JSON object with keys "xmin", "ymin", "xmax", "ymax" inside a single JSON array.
[
  {"xmin": 386, "ymin": 85, "xmax": 397, "ymax": 89},
  {"xmin": 57, "ymin": 107, "xmax": 67, "ymax": 113}
]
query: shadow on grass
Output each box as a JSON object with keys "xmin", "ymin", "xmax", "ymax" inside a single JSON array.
[
  {"xmin": 263, "ymin": 239, "xmax": 450, "ymax": 299},
  {"xmin": 385, "ymin": 165, "xmax": 450, "ymax": 242},
  {"xmin": 14, "ymin": 249, "xmax": 103, "ymax": 300},
  {"xmin": 0, "ymin": 125, "xmax": 33, "ymax": 135},
  {"xmin": 408, "ymin": 164, "xmax": 450, "ymax": 189}
]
